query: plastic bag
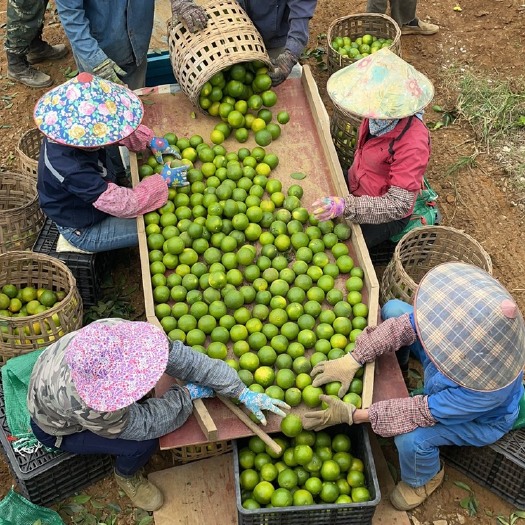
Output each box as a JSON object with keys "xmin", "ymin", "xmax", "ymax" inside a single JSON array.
[
  {"xmin": 390, "ymin": 178, "xmax": 439, "ymax": 243},
  {"xmin": 0, "ymin": 489, "xmax": 64, "ymax": 525}
]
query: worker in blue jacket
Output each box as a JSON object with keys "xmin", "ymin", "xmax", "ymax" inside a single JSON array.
[{"xmin": 176, "ymin": 0, "xmax": 318, "ymax": 86}]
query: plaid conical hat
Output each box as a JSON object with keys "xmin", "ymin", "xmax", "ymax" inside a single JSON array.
[
  {"xmin": 327, "ymin": 48, "xmax": 434, "ymax": 119},
  {"xmin": 414, "ymin": 262, "xmax": 525, "ymax": 392},
  {"xmin": 34, "ymin": 72, "xmax": 143, "ymax": 148}
]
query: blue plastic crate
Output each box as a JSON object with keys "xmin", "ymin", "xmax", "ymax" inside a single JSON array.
[{"xmin": 146, "ymin": 51, "xmax": 176, "ymax": 87}]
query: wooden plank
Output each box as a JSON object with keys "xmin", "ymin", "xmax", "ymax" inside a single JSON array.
[
  {"xmin": 369, "ymin": 427, "xmax": 411, "ymax": 525},
  {"xmin": 149, "ymin": 454, "xmax": 237, "ymax": 525}
]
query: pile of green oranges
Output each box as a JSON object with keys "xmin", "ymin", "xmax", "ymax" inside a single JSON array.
[
  {"xmin": 331, "ymin": 33, "xmax": 393, "ymax": 61},
  {"xmin": 238, "ymin": 424, "xmax": 372, "ymax": 508},
  {"xmin": 198, "ymin": 61, "xmax": 290, "ymax": 147},
  {"xmin": 140, "ymin": 133, "xmax": 368, "ymax": 414}
]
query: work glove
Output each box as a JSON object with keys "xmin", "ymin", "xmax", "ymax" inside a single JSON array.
[
  {"xmin": 171, "ymin": 0, "xmax": 208, "ymax": 32},
  {"xmin": 159, "ymin": 163, "xmax": 189, "ymax": 187},
  {"xmin": 303, "ymin": 395, "xmax": 357, "ymax": 431},
  {"xmin": 149, "ymin": 137, "xmax": 181, "ymax": 164},
  {"xmin": 268, "ymin": 49, "xmax": 298, "ymax": 87},
  {"xmin": 238, "ymin": 387, "xmax": 290, "ymax": 425},
  {"xmin": 93, "ymin": 58, "xmax": 126, "ymax": 84},
  {"xmin": 185, "ymin": 383, "xmax": 215, "ymax": 400},
  {"xmin": 311, "ymin": 196, "xmax": 346, "ymax": 221},
  {"xmin": 310, "ymin": 353, "xmax": 362, "ymax": 397}
]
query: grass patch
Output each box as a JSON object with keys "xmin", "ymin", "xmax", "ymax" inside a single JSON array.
[{"xmin": 447, "ymin": 70, "xmax": 525, "ymax": 188}]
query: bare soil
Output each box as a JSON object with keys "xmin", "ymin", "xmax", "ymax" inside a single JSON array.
[{"xmin": 1, "ymin": 0, "xmax": 524, "ymax": 523}]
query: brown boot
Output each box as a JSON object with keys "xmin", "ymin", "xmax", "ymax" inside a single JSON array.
[
  {"xmin": 7, "ymin": 53, "xmax": 52, "ymax": 88},
  {"xmin": 27, "ymin": 42, "xmax": 68, "ymax": 64},
  {"xmin": 390, "ymin": 466, "xmax": 445, "ymax": 510},
  {"xmin": 114, "ymin": 470, "xmax": 164, "ymax": 511}
]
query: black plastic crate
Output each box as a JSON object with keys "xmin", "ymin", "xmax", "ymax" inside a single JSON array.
[
  {"xmin": 0, "ymin": 372, "xmax": 113, "ymax": 506},
  {"xmin": 441, "ymin": 429, "xmax": 525, "ymax": 510},
  {"xmin": 32, "ymin": 217, "xmax": 106, "ymax": 307},
  {"xmin": 234, "ymin": 424, "xmax": 381, "ymax": 525}
]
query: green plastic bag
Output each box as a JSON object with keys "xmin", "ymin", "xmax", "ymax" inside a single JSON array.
[
  {"xmin": 512, "ymin": 390, "xmax": 525, "ymax": 430},
  {"xmin": 390, "ymin": 178, "xmax": 439, "ymax": 243},
  {"xmin": 0, "ymin": 489, "xmax": 64, "ymax": 525}
]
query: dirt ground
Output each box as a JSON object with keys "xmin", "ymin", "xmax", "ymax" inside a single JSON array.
[{"xmin": 1, "ymin": 0, "xmax": 525, "ymax": 524}]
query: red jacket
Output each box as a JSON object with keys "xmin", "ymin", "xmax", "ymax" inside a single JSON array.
[{"xmin": 348, "ymin": 117, "xmax": 431, "ymax": 217}]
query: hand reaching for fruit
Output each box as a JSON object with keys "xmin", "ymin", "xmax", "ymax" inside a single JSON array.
[
  {"xmin": 302, "ymin": 395, "xmax": 357, "ymax": 431},
  {"xmin": 268, "ymin": 50, "xmax": 298, "ymax": 87},
  {"xmin": 149, "ymin": 137, "xmax": 182, "ymax": 164},
  {"xmin": 238, "ymin": 387, "xmax": 290, "ymax": 425},
  {"xmin": 159, "ymin": 163, "xmax": 189, "ymax": 188},
  {"xmin": 185, "ymin": 383, "xmax": 215, "ymax": 400},
  {"xmin": 311, "ymin": 196, "xmax": 346, "ymax": 221}
]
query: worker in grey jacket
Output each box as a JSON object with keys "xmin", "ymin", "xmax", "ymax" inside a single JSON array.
[
  {"xmin": 173, "ymin": 0, "xmax": 318, "ymax": 86},
  {"xmin": 27, "ymin": 319, "xmax": 288, "ymax": 511}
]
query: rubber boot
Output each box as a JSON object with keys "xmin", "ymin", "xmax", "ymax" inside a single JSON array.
[
  {"xmin": 7, "ymin": 53, "xmax": 52, "ymax": 88},
  {"xmin": 114, "ymin": 470, "xmax": 164, "ymax": 511},
  {"xmin": 27, "ymin": 40, "xmax": 68, "ymax": 64}
]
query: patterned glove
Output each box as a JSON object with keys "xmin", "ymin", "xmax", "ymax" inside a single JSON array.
[
  {"xmin": 310, "ymin": 353, "xmax": 362, "ymax": 397},
  {"xmin": 149, "ymin": 137, "xmax": 182, "ymax": 164},
  {"xmin": 268, "ymin": 50, "xmax": 298, "ymax": 87},
  {"xmin": 93, "ymin": 58, "xmax": 126, "ymax": 84},
  {"xmin": 160, "ymin": 163, "xmax": 189, "ymax": 187},
  {"xmin": 311, "ymin": 196, "xmax": 346, "ymax": 221},
  {"xmin": 303, "ymin": 395, "xmax": 357, "ymax": 431},
  {"xmin": 238, "ymin": 387, "xmax": 290, "ymax": 425},
  {"xmin": 171, "ymin": 0, "xmax": 208, "ymax": 32},
  {"xmin": 185, "ymin": 383, "xmax": 215, "ymax": 400}
]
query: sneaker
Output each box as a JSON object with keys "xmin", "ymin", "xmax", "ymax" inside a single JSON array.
[
  {"xmin": 401, "ymin": 19, "xmax": 439, "ymax": 35},
  {"xmin": 390, "ymin": 466, "xmax": 445, "ymax": 510},
  {"xmin": 114, "ymin": 470, "xmax": 164, "ymax": 511},
  {"xmin": 27, "ymin": 43, "xmax": 68, "ymax": 64}
]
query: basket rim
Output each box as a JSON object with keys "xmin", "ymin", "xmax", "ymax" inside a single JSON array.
[
  {"xmin": 327, "ymin": 12, "xmax": 401, "ymax": 51},
  {"xmin": 0, "ymin": 171, "xmax": 40, "ymax": 214},
  {"xmin": 392, "ymin": 225, "xmax": 494, "ymax": 278},
  {"xmin": 0, "ymin": 251, "xmax": 79, "ymax": 323}
]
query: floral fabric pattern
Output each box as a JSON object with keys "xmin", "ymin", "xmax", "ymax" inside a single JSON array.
[{"xmin": 34, "ymin": 72, "xmax": 143, "ymax": 148}]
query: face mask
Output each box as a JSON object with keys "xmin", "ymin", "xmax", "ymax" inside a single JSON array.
[{"xmin": 368, "ymin": 118, "xmax": 399, "ymax": 136}]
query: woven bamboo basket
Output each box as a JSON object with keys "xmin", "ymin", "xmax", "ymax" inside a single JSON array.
[
  {"xmin": 16, "ymin": 128, "xmax": 43, "ymax": 179},
  {"xmin": 0, "ymin": 172, "xmax": 45, "ymax": 254},
  {"xmin": 0, "ymin": 252, "xmax": 83, "ymax": 364},
  {"xmin": 171, "ymin": 440, "xmax": 232, "ymax": 464},
  {"xmin": 327, "ymin": 13, "xmax": 401, "ymax": 76},
  {"xmin": 330, "ymin": 106, "xmax": 361, "ymax": 173},
  {"xmin": 168, "ymin": 0, "xmax": 271, "ymax": 109},
  {"xmin": 380, "ymin": 226, "xmax": 493, "ymax": 305}
]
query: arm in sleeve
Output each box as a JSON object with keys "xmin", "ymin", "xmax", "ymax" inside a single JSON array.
[
  {"xmin": 352, "ymin": 314, "xmax": 416, "ymax": 364},
  {"xmin": 118, "ymin": 385, "xmax": 194, "ymax": 440},
  {"xmin": 165, "ymin": 341, "xmax": 245, "ymax": 398},
  {"xmin": 285, "ymin": 0, "xmax": 318, "ymax": 57},
  {"xmin": 368, "ymin": 395, "xmax": 436, "ymax": 437},
  {"xmin": 117, "ymin": 125, "xmax": 155, "ymax": 152},
  {"xmin": 342, "ymin": 186, "xmax": 416, "ymax": 224},
  {"xmin": 92, "ymin": 175, "xmax": 168, "ymax": 218},
  {"xmin": 55, "ymin": 0, "xmax": 108, "ymax": 71}
]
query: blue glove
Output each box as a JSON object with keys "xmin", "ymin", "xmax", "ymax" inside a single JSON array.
[
  {"xmin": 185, "ymin": 383, "xmax": 215, "ymax": 400},
  {"xmin": 160, "ymin": 163, "xmax": 189, "ymax": 187},
  {"xmin": 238, "ymin": 387, "xmax": 290, "ymax": 425},
  {"xmin": 149, "ymin": 137, "xmax": 181, "ymax": 164}
]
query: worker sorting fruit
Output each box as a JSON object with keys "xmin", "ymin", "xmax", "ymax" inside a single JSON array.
[
  {"xmin": 174, "ymin": 0, "xmax": 317, "ymax": 86},
  {"xmin": 27, "ymin": 319, "xmax": 289, "ymax": 511},
  {"xmin": 33, "ymin": 72, "xmax": 188, "ymax": 253},
  {"xmin": 312, "ymin": 48, "xmax": 434, "ymax": 248},
  {"xmin": 302, "ymin": 262, "xmax": 525, "ymax": 510}
]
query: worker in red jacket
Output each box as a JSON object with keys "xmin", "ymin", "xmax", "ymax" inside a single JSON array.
[{"xmin": 312, "ymin": 49, "xmax": 434, "ymax": 248}]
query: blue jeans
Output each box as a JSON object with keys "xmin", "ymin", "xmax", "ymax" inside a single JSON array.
[
  {"xmin": 31, "ymin": 420, "xmax": 157, "ymax": 476},
  {"xmin": 381, "ymin": 299, "xmax": 507, "ymax": 487},
  {"xmin": 57, "ymin": 217, "xmax": 138, "ymax": 252}
]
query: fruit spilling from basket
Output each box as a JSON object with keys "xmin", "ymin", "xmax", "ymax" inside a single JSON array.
[
  {"xmin": 139, "ymin": 133, "xmax": 369, "ymax": 414},
  {"xmin": 331, "ymin": 33, "xmax": 393, "ymax": 60},
  {"xmin": 238, "ymin": 429, "xmax": 372, "ymax": 507},
  {"xmin": 198, "ymin": 61, "xmax": 289, "ymax": 147}
]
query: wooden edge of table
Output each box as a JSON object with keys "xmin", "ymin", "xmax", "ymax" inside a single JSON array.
[
  {"xmin": 131, "ymin": 153, "xmax": 218, "ymax": 442},
  {"xmin": 301, "ymin": 66, "xmax": 379, "ymax": 409}
]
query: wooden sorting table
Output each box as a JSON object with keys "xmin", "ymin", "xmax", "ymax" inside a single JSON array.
[{"xmin": 130, "ymin": 66, "xmax": 407, "ymax": 450}]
